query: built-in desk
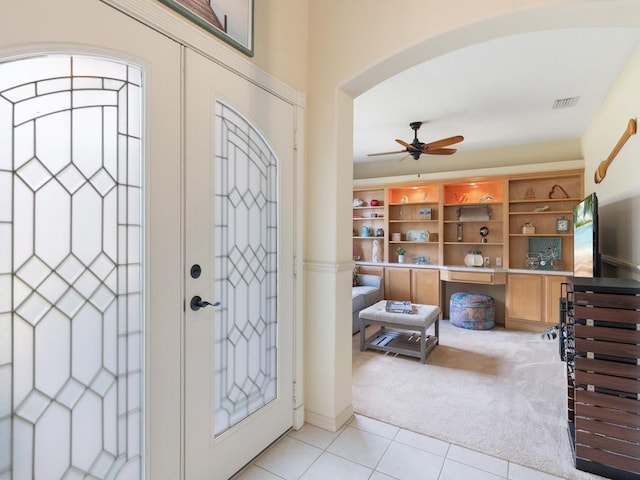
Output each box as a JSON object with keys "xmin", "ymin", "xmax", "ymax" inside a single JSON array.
[
  {"xmin": 439, "ymin": 266, "xmax": 507, "ymax": 285},
  {"xmin": 355, "ymin": 262, "xmax": 571, "ymax": 329},
  {"xmin": 438, "ymin": 266, "xmax": 507, "ymax": 325}
]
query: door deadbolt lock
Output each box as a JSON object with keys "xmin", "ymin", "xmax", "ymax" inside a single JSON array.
[
  {"xmin": 190, "ymin": 296, "xmax": 220, "ymax": 311},
  {"xmin": 190, "ymin": 264, "xmax": 202, "ymax": 279}
]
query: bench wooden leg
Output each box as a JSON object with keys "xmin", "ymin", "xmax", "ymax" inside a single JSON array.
[{"xmin": 420, "ymin": 326, "xmax": 427, "ymax": 363}]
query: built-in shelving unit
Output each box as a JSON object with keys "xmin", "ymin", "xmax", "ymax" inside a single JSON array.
[
  {"xmin": 352, "ymin": 169, "xmax": 584, "ymax": 269},
  {"xmin": 387, "ymin": 184, "xmax": 440, "ymax": 264},
  {"xmin": 442, "ymin": 180, "xmax": 505, "ymax": 267},
  {"xmin": 508, "ymin": 172, "xmax": 583, "ymax": 270},
  {"xmin": 352, "ymin": 188, "xmax": 386, "ymax": 262}
]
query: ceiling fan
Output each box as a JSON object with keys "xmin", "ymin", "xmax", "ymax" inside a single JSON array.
[{"xmin": 368, "ymin": 121, "xmax": 464, "ymax": 161}]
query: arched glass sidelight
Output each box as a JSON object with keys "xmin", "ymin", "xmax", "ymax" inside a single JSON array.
[{"xmin": 0, "ymin": 54, "xmax": 143, "ymax": 479}]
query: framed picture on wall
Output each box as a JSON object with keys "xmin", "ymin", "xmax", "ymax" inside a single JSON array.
[{"xmin": 159, "ymin": 0, "xmax": 254, "ymax": 57}]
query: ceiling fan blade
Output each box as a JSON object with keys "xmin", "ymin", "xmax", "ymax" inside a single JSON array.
[
  {"xmin": 395, "ymin": 139, "xmax": 420, "ymax": 151},
  {"xmin": 398, "ymin": 153, "xmax": 412, "ymax": 162},
  {"xmin": 425, "ymin": 148, "xmax": 457, "ymax": 155},
  {"xmin": 367, "ymin": 149, "xmax": 406, "ymax": 156},
  {"xmin": 424, "ymin": 135, "xmax": 464, "ymax": 150}
]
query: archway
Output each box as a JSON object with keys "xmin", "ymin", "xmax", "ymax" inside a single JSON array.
[{"xmin": 306, "ymin": 2, "xmax": 640, "ymax": 428}]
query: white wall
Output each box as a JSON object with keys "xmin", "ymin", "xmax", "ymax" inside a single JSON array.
[
  {"xmin": 251, "ymin": 0, "xmax": 308, "ymax": 93},
  {"xmin": 582, "ymin": 44, "xmax": 640, "ymax": 280}
]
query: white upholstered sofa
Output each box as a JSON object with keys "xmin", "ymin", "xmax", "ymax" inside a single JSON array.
[{"xmin": 352, "ymin": 273, "xmax": 384, "ymax": 334}]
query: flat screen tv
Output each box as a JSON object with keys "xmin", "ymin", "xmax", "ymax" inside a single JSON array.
[{"xmin": 573, "ymin": 192, "xmax": 601, "ymax": 277}]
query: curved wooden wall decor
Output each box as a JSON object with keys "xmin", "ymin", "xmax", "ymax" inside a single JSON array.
[{"xmin": 594, "ymin": 118, "xmax": 637, "ymax": 184}]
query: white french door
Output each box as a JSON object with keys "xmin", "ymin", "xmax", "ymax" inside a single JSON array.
[
  {"xmin": 2, "ymin": 2, "xmax": 297, "ymax": 479},
  {"xmin": 183, "ymin": 49, "xmax": 296, "ymax": 480}
]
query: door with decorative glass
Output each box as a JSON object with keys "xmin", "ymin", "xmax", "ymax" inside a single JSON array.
[
  {"xmin": 184, "ymin": 49, "xmax": 296, "ymax": 479},
  {"xmin": 0, "ymin": 0, "xmax": 183, "ymax": 478}
]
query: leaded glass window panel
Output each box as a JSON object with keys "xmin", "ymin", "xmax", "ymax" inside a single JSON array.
[
  {"xmin": 0, "ymin": 54, "xmax": 143, "ymax": 479},
  {"xmin": 213, "ymin": 102, "xmax": 278, "ymax": 436}
]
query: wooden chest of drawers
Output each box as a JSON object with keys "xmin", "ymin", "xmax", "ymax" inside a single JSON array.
[{"xmin": 565, "ymin": 277, "xmax": 640, "ymax": 480}]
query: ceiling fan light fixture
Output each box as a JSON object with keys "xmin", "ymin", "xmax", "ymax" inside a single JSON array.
[
  {"xmin": 368, "ymin": 121, "xmax": 464, "ymax": 160},
  {"xmin": 552, "ymin": 96, "xmax": 580, "ymax": 109}
]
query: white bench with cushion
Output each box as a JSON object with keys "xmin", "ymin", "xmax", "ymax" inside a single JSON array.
[{"xmin": 359, "ymin": 300, "xmax": 440, "ymax": 363}]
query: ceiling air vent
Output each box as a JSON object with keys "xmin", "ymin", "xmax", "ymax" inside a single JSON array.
[{"xmin": 552, "ymin": 97, "xmax": 580, "ymax": 109}]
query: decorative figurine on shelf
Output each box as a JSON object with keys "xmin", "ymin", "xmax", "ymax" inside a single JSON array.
[
  {"xmin": 353, "ymin": 198, "xmax": 363, "ymax": 207},
  {"xmin": 548, "ymin": 184, "xmax": 569, "ymax": 199},
  {"xmin": 361, "ymin": 225, "xmax": 370, "ymax": 237},
  {"xmin": 522, "ymin": 222, "xmax": 535, "ymax": 234},
  {"xmin": 372, "ymin": 239, "xmax": 380, "ymax": 263},
  {"xmin": 415, "ymin": 255, "xmax": 430, "ymax": 265},
  {"xmin": 524, "ymin": 187, "xmax": 536, "ymax": 200},
  {"xmin": 376, "ymin": 228, "xmax": 384, "ymax": 237},
  {"xmin": 419, "ymin": 208, "xmax": 432, "ymax": 219},
  {"xmin": 453, "ymin": 192, "xmax": 469, "ymax": 204},
  {"xmin": 526, "ymin": 253, "xmax": 540, "ymax": 270},
  {"xmin": 480, "ymin": 226, "xmax": 489, "ymax": 243}
]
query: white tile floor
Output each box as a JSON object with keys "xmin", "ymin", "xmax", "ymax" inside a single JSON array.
[{"xmin": 232, "ymin": 414, "xmax": 566, "ymax": 480}]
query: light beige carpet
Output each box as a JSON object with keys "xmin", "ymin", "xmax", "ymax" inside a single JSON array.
[{"xmin": 352, "ymin": 320, "xmax": 605, "ymax": 480}]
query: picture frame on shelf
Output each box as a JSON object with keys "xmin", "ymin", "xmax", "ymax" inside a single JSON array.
[
  {"xmin": 556, "ymin": 216, "xmax": 570, "ymax": 233},
  {"xmin": 527, "ymin": 237, "xmax": 562, "ymax": 271}
]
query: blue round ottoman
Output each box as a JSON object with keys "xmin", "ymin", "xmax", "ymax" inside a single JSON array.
[{"xmin": 450, "ymin": 292, "xmax": 495, "ymax": 330}]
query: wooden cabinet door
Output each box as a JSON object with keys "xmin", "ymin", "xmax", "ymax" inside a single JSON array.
[
  {"xmin": 358, "ymin": 265, "xmax": 384, "ymax": 276},
  {"xmin": 506, "ymin": 274, "xmax": 543, "ymax": 324},
  {"xmin": 544, "ymin": 275, "xmax": 567, "ymax": 325},
  {"xmin": 411, "ymin": 269, "xmax": 440, "ymax": 306},
  {"xmin": 385, "ymin": 267, "xmax": 412, "ymax": 300}
]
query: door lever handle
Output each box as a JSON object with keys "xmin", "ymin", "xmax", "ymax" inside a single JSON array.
[{"xmin": 190, "ymin": 296, "xmax": 221, "ymax": 311}]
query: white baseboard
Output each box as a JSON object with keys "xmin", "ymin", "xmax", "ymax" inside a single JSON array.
[
  {"xmin": 304, "ymin": 404, "xmax": 354, "ymax": 433},
  {"xmin": 293, "ymin": 403, "xmax": 305, "ymax": 430}
]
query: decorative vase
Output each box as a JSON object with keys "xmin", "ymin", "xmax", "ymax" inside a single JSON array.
[
  {"xmin": 398, "ymin": 254, "xmax": 405, "ymax": 264},
  {"xmin": 464, "ymin": 250, "xmax": 484, "ymax": 267}
]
